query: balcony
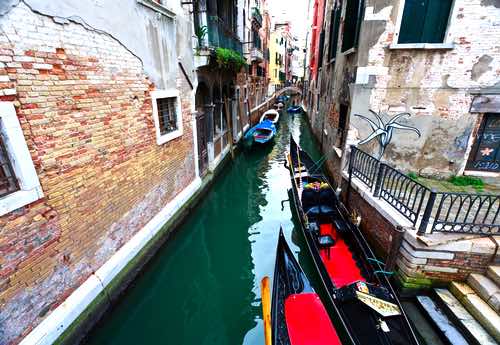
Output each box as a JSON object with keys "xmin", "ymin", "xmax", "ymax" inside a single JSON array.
[
  {"xmin": 250, "ymin": 47, "xmax": 263, "ymax": 62},
  {"xmin": 252, "ymin": 7, "xmax": 262, "ymax": 27},
  {"xmin": 206, "ymin": 16, "xmax": 242, "ymax": 54}
]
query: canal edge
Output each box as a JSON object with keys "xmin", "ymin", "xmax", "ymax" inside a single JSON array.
[{"xmin": 22, "ymin": 153, "xmax": 235, "ymax": 345}]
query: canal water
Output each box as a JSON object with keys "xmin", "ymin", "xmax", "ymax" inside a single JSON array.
[
  {"xmin": 84, "ymin": 108, "xmax": 436, "ymax": 345},
  {"xmin": 85, "ymin": 109, "xmax": 323, "ymax": 345}
]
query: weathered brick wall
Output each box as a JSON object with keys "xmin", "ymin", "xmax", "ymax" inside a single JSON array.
[
  {"xmin": 350, "ymin": 0, "xmax": 500, "ymax": 176},
  {"xmin": 0, "ymin": 4, "xmax": 195, "ymax": 343}
]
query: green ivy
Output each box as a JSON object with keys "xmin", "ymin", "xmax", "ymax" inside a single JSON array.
[{"xmin": 215, "ymin": 47, "xmax": 246, "ymax": 72}]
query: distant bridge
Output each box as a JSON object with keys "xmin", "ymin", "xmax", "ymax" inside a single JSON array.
[{"xmin": 275, "ymin": 86, "xmax": 302, "ymax": 97}]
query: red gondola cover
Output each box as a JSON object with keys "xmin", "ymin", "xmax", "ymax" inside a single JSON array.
[{"xmin": 285, "ymin": 293, "xmax": 342, "ymax": 345}]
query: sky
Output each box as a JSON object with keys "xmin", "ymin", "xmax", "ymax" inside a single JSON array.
[{"xmin": 267, "ymin": 0, "xmax": 311, "ymax": 43}]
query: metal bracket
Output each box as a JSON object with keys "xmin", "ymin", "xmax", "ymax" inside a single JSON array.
[{"xmin": 281, "ymin": 199, "xmax": 289, "ymax": 211}]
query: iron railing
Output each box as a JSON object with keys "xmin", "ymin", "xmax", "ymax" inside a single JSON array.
[
  {"xmin": 348, "ymin": 146, "xmax": 499, "ymax": 235},
  {"xmin": 422, "ymin": 192, "xmax": 499, "ymax": 234},
  {"xmin": 374, "ymin": 163, "xmax": 429, "ymax": 225},
  {"xmin": 349, "ymin": 146, "xmax": 380, "ymax": 189},
  {"xmin": 207, "ymin": 16, "xmax": 242, "ymax": 54}
]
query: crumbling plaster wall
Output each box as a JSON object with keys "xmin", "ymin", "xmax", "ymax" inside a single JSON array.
[
  {"xmin": 0, "ymin": 0, "xmax": 197, "ymax": 90},
  {"xmin": 348, "ymin": 0, "xmax": 500, "ymax": 177}
]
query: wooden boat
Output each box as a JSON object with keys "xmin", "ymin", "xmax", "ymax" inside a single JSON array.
[
  {"xmin": 260, "ymin": 109, "xmax": 280, "ymax": 125},
  {"xmin": 286, "ymin": 136, "xmax": 420, "ymax": 345},
  {"xmin": 243, "ymin": 120, "xmax": 276, "ymax": 145},
  {"xmin": 271, "ymin": 228, "xmax": 342, "ymax": 345},
  {"xmin": 287, "ymin": 105, "xmax": 303, "ymax": 114}
]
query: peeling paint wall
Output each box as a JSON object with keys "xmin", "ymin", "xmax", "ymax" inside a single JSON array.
[{"xmin": 310, "ymin": 0, "xmax": 500, "ymax": 181}]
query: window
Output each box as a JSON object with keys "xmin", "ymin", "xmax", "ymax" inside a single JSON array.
[
  {"xmin": 0, "ymin": 102, "xmax": 43, "ymax": 216},
  {"xmin": 341, "ymin": 0, "xmax": 364, "ymax": 53},
  {"xmin": 328, "ymin": 1, "xmax": 342, "ymax": 61},
  {"xmin": 466, "ymin": 114, "xmax": 500, "ymax": 172},
  {"xmin": 151, "ymin": 90, "xmax": 183, "ymax": 145},
  {"xmin": 398, "ymin": 0, "xmax": 453, "ymax": 44},
  {"xmin": 318, "ymin": 30, "xmax": 325, "ymax": 69},
  {"xmin": 0, "ymin": 133, "xmax": 18, "ymax": 197}
]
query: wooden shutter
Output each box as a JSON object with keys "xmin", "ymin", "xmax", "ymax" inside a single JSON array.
[
  {"xmin": 421, "ymin": 0, "xmax": 453, "ymax": 43},
  {"xmin": 341, "ymin": 0, "xmax": 364, "ymax": 52},
  {"xmin": 318, "ymin": 30, "xmax": 325, "ymax": 69},
  {"xmin": 398, "ymin": 0, "xmax": 427, "ymax": 43},
  {"xmin": 399, "ymin": 0, "xmax": 452, "ymax": 44}
]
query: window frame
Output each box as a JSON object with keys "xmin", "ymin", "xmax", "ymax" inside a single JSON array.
[
  {"xmin": 391, "ymin": 0, "xmax": 456, "ymax": 50},
  {"xmin": 0, "ymin": 102, "xmax": 43, "ymax": 216},
  {"xmin": 137, "ymin": 0, "xmax": 176, "ymax": 18},
  {"xmin": 151, "ymin": 89, "xmax": 184, "ymax": 145},
  {"xmin": 341, "ymin": 0, "xmax": 365, "ymax": 54}
]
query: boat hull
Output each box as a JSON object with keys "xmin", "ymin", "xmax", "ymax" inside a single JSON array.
[{"xmin": 286, "ymin": 138, "xmax": 420, "ymax": 345}]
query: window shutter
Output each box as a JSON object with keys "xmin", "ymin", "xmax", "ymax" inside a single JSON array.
[
  {"xmin": 318, "ymin": 30, "xmax": 325, "ymax": 69},
  {"xmin": 398, "ymin": 0, "xmax": 427, "ymax": 44},
  {"xmin": 421, "ymin": 0, "xmax": 453, "ymax": 43},
  {"xmin": 341, "ymin": 0, "xmax": 364, "ymax": 52}
]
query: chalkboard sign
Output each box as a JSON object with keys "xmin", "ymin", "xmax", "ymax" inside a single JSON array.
[{"xmin": 466, "ymin": 113, "xmax": 500, "ymax": 172}]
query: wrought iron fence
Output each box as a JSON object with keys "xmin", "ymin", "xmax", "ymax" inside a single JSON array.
[
  {"xmin": 420, "ymin": 191, "xmax": 499, "ymax": 234},
  {"xmin": 374, "ymin": 163, "xmax": 429, "ymax": 225},
  {"xmin": 348, "ymin": 146, "xmax": 500, "ymax": 235},
  {"xmin": 349, "ymin": 146, "xmax": 380, "ymax": 189}
]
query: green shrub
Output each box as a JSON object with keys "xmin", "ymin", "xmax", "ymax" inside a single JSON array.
[
  {"xmin": 407, "ymin": 172, "xmax": 418, "ymax": 181},
  {"xmin": 448, "ymin": 175, "xmax": 484, "ymax": 191},
  {"xmin": 215, "ymin": 47, "xmax": 246, "ymax": 72}
]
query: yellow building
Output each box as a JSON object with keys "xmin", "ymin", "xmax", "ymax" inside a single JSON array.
[{"xmin": 269, "ymin": 31, "xmax": 284, "ymax": 89}]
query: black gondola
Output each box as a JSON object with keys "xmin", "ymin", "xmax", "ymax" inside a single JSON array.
[
  {"xmin": 285, "ymin": 136, "xmax": 420, "ymax": 345},
  {"xmin": 271, "ymin": 228, "xmax": 341, "ymax": 345}
]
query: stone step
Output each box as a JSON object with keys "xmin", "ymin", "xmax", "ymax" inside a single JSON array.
[
  {"xmin": 416, "ymin": 295, "xmax": 469, "ymax": 345},
  {"xmin": 487, "ymin": 265, "xmax": 500, "ymax": 286},
  {"xmin": 467, "ymin": 273, "xmax": 500, "ymax": 312},
  {"xmin": 450, "ymin": 282, "xmax": 500, "ymax": 342},
  {"xmin": 434, "ymin": 288, "xmax": 497, "ymax": 345}
]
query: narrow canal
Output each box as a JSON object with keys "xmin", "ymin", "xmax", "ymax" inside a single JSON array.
[
  {"xmin": 84, "ymin": 107, "xmax": 437, "ymax": 345},
  {"xmin": 85, "ymin": 108, "xmax": 322, "ymax": 345}
]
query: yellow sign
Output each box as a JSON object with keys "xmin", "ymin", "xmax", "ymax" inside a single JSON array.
[{"xmin": 356, "ymin": 291, "xmax": 401, "ymax": 317}]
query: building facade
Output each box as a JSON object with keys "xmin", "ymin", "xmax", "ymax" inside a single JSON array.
[
  {"xmin": 0, "ymin": 0, "xmax": 272, "ymax": 343},
  {"xmin": 308, "ymin": 0, "xmax": 500, "ymax": 183}
]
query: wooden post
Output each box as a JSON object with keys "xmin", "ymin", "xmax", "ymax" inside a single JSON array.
[
  {"xmin": 385, "ymin": 225, "xmax": 405, "ymax": 272},
  {"xmin": 261, "ymin": 277, "xmax": 272, "ymax": 345}
]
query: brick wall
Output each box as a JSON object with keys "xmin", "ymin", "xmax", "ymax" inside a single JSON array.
[{"xmin": 0, "ymin": 4, "xmax": 195, "ymax": 343}]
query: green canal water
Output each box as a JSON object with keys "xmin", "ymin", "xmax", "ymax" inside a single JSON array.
[
  {"xmin": 85, "ymin": 111, "xmax": 323, "ymax": 345},
  {"xmin": 84, "ymin": 110, "xmax": 436, "ymax": 345}
]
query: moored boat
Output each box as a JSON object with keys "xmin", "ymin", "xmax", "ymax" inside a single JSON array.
[
  {"xmin": 260, "ymin": 109, "xmax": 280, "ymax": 125},
  {"xmin": 287, "ymin": 105, "xmax": 303, "ymax": 114},
  {"xmin": 271, "ymin": 228, "xmax": 342, "ymax": 345},
  {"xmin": 286, "ymin": 136, "xmax": 420, "ymax": 345},
  {"xmin": 244, "ymin": 120, "xmax": 276, "ymax": 145}
]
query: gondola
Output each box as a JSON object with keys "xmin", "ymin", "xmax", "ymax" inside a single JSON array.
[
  {"xmin": 271, "ymin": 228, "xmax": 341, "ymax": 345},
  {"xmin": 260, "ymin": 109, "xmax": 280, "ymax": 125},
  {"xmin": 285, "ymin": 136, "xmax": 420, "ymax": 345},
  {"xmin": 287, "ymin": 105, "xmax": 303, "ymax": 114},
  {"xmin": 243, "ymin": 120, "xmax": 276, "ymax": 145}
]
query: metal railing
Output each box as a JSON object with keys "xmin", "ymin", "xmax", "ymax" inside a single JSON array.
[
  {"xmin": 348, "ymin": 146, "xmax": 499, "ymax": 235},
  {"xmin": 349, "ymin": 146, "xmax": 380, "ymax": 189},
  {"xmin": 374, "ymin": 163, "xmax": 429, "ymax": 225},
  {"xmin": 207, "ymin": 16, "xmax": 242, "ymax": 54}
]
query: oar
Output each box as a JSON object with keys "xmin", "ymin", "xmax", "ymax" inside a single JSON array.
[{"xmin": 261, "ymin": 276, "xmax": 272, "ymax": 345}]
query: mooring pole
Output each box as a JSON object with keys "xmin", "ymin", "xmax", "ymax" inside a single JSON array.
[{"xmin": 385, "ymin": 225, "xmax": 405, "ymax": 272}]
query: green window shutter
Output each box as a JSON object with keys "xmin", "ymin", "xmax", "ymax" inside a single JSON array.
[
  {"xmin": 318, "ymin": 30, "xmax": 325, "ymax": 69},
  {"xmin": 328, "ymin": 2, "xmax": 342, "ymax": 60},
  {"xmin": 341, "ymin": 0, "xmax": 364, "ymax": 52},
  {"xmin": 421, "ymin": 0, "xmax": 453, "ymax": 43},
  {"xmin": 398, "ymin": 0, "xmax": 427, "ymax": 43},
  {"xmin": 399, "ymin": 0, "xmax": 452, "ymax": 44}
]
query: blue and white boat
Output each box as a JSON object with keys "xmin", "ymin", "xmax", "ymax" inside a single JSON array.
[{"xmin": 244, "ymin": 120, "xmax": 276, "ymax": 145}]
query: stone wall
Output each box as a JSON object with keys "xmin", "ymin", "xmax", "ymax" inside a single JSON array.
[{"xmin": 0, "ymin": 3, "xmax": 196, "ymax": 343}]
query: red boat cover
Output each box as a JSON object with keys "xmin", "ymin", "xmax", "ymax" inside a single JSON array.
[
  {"xmin": 319, "ymin": 223, "xmax": 365, "ymax": 287},
  {"xmin": 285, "ymin": 293, "xmax": 342, "ymax": 345}
]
